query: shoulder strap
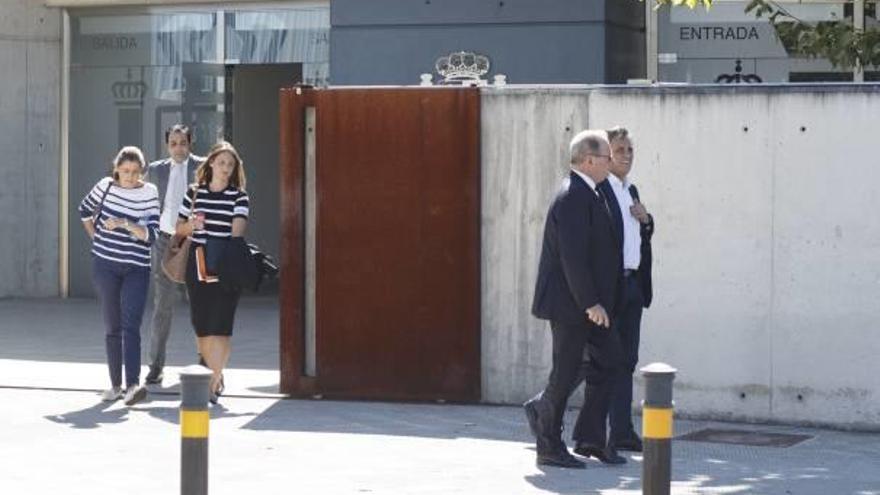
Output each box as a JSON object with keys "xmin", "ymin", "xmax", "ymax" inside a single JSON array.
[
  {"xmin": 188, "ymin": 184, "xmax": 199, "ymax": 218},
  {"xmin": 92, "ymin": 181, "xmax": 112, "ymax": 222}
]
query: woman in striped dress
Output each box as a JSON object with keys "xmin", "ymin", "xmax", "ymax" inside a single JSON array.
[
  {"xmin": 79, "ymin": 146, "xmax": 160, "ymax": 406},
  {"xmin": 177, "ymin": 141, "xmax": 249, "ymax": 403}
]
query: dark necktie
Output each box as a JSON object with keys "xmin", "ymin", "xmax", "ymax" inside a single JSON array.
[{"xmin": 595, "ymin": 187, "xmax": 611, "ymax": 216}]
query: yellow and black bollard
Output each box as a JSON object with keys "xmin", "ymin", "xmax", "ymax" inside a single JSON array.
[
  {"xmin": 180, "ymin": 365, "xmax": 213, "ymax": 495},
  {"xmin": 641, "ymin": 363, "xmax": 677, "ymax": 495}
]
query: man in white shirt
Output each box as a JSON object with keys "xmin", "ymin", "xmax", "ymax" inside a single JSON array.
[
  {"xmin": 143, "ymin": 125, "xmax": 203, "ymax": 385},
  {"xmin": 596, "ymin": 126, "xmax": 655, "ymax": 452}
]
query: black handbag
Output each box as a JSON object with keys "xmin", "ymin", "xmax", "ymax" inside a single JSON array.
[{"xmin": 212, "ymin": 237, "xmax": 259, "ymax": 290}]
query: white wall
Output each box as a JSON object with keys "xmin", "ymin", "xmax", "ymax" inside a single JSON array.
[
  {"xmin": 481, "ymin": 86, "xmax": 880, "ymax": 429},
  {"xmin": 0, "ymin": 0, "xmax": 61, "ymax": 297}
]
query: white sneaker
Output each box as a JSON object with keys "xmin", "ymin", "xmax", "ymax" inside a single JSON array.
[
  {"xmin": 101, "ymin": 387, "xmax": 123, "ymax": 402},
  {"xmin": 123, "ymin": 385, "xmax": 147, "ymax": 406}
]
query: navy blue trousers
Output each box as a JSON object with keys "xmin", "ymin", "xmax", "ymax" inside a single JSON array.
[{"xmin": 92, "ymin": 256, "xmax": 150, "ymax": 388}]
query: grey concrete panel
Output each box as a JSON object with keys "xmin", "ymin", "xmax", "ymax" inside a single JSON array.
[
  {"xmin": 331, "ymin": 0, "xmax": 604, "ymax": 26},
  {"xmin": 0, "ymin": 2, "xmax": 61, "ymax": 297},
  {"xmin": 768, "ymin": 92, "xmax": 880, "ymax": 429},
  {"xmin": 23, "ymin": 40, "xmax": 61, "ymax": 296},
  {"xmin": 480, "ymin": 89, "xmax": 591, "ymax": 404},
  {"xmin": 0, "ymin": 40, "xmax": 29, "ymax": 297},
  {"xmin": 331, "ymin": 24, "xmax": 606, "ymax": 85},
  {"xmin": 0, "ymin": 0, "xmax": 61, "ymax": 40}
]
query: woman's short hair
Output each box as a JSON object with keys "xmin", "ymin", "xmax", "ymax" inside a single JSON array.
[
  {"xmin": 196, "ymin": 140, "xmax": 247, "ymax": 190},
  {"xmin": 112, "ymin": 146, "xmax": 146, "ymax": 180}
]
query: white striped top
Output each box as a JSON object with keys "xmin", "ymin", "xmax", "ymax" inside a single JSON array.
[
  {"xmin": 78, "ymin": 177, "xmax": 160, "ymax": 268},
  {"xmin": 179, "ymin": 185, "xmax": 250, "ymax": 245}
]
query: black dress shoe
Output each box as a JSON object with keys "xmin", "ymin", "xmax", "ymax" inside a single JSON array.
[
  {"xmin": 536, "ymin": 449, "xmax": 586, "ymax": 469},
  {"xmin": 611, "ymin": 436, "xmax": 643, "ymax": 452},
  {"xmin": 574, "ymin": 444, "xmax": 627, "ymax": 465},
  {"xmin": 144, "ymin": 367, "xmax": 163, "ymax": 385},
  {"xmin": 523, "ymin": 400, "xmax": 540, "ymax": 438}
]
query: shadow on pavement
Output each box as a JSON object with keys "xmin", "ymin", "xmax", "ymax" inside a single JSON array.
[
  {"xmin": 240, "ymin": 398, "xmax": 535, "ymax": 441},
  {"xmin": 44, "ymin": 399, "xmax": 130, "ymax": 429},
  {"xmin": 128, "ymin": 402, "xmax": 259, "ymax": 426}
]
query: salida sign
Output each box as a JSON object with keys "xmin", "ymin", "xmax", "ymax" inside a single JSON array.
[
  {"xmin": 680, "ymin": 26, "xmax": 760, "ymax": 41},
  {"xmin": 91, "ymin": 36, "xmax": 138, "ymax": 50}
]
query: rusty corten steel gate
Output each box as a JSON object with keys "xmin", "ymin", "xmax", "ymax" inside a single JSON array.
[{"xmin": 279, "ymin": 87, "xmax": 481, "ymax": 402}]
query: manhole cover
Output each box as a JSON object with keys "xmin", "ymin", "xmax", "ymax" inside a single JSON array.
[{"xmin": 677, "ymin": 428, "xmax": 812, "ymax": 448}]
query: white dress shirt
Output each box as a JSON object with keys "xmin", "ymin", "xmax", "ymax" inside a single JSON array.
[
  {"xmin": 160, "ymin": 159, "xmax": 188, "ymax": 234},
  {"xmin": 606, "ymin": 173, "xmax": 642, "ymax": 270}
]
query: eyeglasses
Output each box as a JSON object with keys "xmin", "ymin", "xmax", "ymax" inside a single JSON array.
[{"xmin": 587, "ymin": 154, "xmax": 612, "ymax": 160}]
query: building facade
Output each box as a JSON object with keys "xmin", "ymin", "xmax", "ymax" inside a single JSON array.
[
  {"xmin": 0, "ymin": 0, "xmax": 874, "ymax": 297},
  {"xmin": 5, "ymin": 0, "xmax": 645, "ymax": 297}
]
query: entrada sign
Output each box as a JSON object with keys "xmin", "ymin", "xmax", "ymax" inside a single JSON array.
[{"xmin": 679, "ymin": 26, "xmax": 760, "ymax": 41}]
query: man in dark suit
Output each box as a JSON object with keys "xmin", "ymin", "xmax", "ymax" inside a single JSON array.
[
  {"xmin": 143, "ymin": 125, "xmax": 202, "ymax": 385},
  {"xmin": 524, "ymin": 130, "xmax": 624, "ymax": 468},
  {"xmin": 596, "ymin": 126, "xmax": 655, "ymax": 453}
]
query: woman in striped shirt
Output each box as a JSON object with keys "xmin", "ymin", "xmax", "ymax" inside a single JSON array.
[
  {"xmin": 177, "ymin": 141, "xmax": 250, "ymax": 403},
  {"xmin": 79, "ymin": 146, "xmax": 160, "ymax": 406}
]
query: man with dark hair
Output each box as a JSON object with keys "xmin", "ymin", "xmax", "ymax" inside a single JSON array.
[
  {"xmin": 524, "ymin": 130, "xmax": 624, "ymax": 469},
  {"xmin": 143, "ymin": 125, "xmax": 203, "ymax": 385},
  {"xmin": 596, "ymin": 126, "xmax": 654, "ymax": 452}
]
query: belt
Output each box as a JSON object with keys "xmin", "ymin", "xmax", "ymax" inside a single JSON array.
[{"xmin": 623, "ymin": 268, "xmax": 638, "ymax": 277}]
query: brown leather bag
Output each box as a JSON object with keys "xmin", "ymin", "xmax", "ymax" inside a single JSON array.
[{"xmin": 161, "ymin": 186, "xmax": 197, "ymax": 284}]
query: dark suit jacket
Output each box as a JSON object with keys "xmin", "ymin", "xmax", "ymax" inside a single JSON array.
[
  {"xmin": 596, "ymin": 180, "xmax": 655, "ymax": 309},
  {"xmin": 145, "ymin": 154, "xmax": 201, "ymax": 207},
  {"xmin": 532, "ymin": 172, "xmax": 622, "ymax": 325},
  {"xmin": 628, "ymin": 184, "xmax": 654, "ymax": 308}
]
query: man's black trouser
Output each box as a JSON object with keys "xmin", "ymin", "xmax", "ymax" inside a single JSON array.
[
  {"xmin": 607, "ymin": 274, "xmax": 644, "ymax": 442},
  {"xmin": 532, "ymin": 319, "xmax": 623, "ymax": 454}
]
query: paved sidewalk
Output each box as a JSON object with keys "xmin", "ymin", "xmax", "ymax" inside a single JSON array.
[{"xmin": 1, "ymin": 298, "xmax": 879, "ymax": 494}]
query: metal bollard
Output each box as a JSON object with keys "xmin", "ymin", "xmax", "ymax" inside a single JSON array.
[
  {"xmin": 180, "ymin": 365, "xmax": 213, "ymax": 495},
  {"xmin": 641, "ymin": 363, "xmax": 677, "ymax": 495}
]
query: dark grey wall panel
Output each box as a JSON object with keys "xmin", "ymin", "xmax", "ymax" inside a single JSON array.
[
  {"xmin": 331, "ymin": 24, "xmax": 606, "ymax": 85},
  {"xmin": 331, "ymin": 0, "xmax": 604, "ymax": 26},
  {"xmin": 605, "ymin": 25, "xmax": 645, "ymax": 83},
  {"xmin": 605, "ymin": 0, "xmax": 645, "ymax": 30}
]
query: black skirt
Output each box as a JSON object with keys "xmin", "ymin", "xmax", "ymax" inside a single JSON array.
[{"xmin": 186, "ymin": 244, "xmax": 241, "ymax": 337}]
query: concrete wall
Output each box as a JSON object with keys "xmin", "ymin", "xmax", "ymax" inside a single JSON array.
[
  {"xmin": 0, "ymin": 0, "xmax": 61, "ymax": 297},
  {"xmin": 482, "ymin": 85, "xmax": 880, "ymax": 429}
]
